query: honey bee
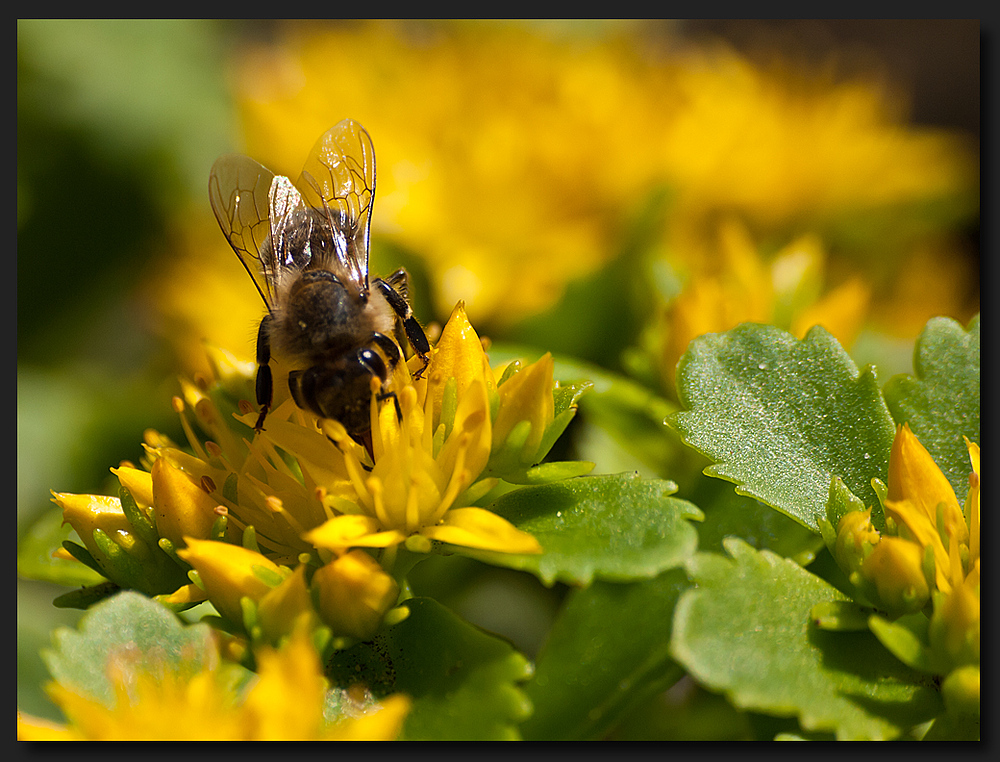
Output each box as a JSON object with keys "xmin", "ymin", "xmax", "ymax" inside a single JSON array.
[{"xmin": 208, "ymin": 118, "xmax": 430, "ymax": 446}]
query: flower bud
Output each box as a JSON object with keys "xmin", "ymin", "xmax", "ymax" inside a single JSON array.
[
  {"xmin": 151, "ymin": 458, "xmax": 221, "ymax": 548},
  {"xmin": 257, "ymin": 565, "xmax": 321, "ymax": 645},
  {"xmin": 941, "ymin": 665, "xmax": 980, "ymax": 717},
  {"xmin": 833, "ymin": 508, "xmax": 880, "ymax": 577},
  {"xmin": 311, "ymin": 550, "xmax": 399, "ymax": 640},
  {"xmin": 52, "ymin": 491, "xmax": 187, "ymax": 595},
  {"xmin": 859, "ymin": 535, "xmax": 930, "ymax": 616},
  {"xmin": 177, "ymin": 539, "xmax": 283, "ymax": 627},
  {"xmin": 929, "ymin": 576, "xmax": 980, "ymax": 671},
  {"xmin": 492, "ymin": 353, "xmax": 555, "ymax": 469}
]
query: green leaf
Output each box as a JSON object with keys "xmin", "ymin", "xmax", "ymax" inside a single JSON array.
[
  {"xmin": 17, "ymin": 505, "xmax": 107, "ymax": 587},
  {"xmin": 672, "ymin": 323, "xmax": 896, "ymax": 531},
  {"xmin": 42, "ymin": 590, "xmax": 228, "ymax": 708},
  {"xmin": 883, "ymin": 314, "xmax": 980, "ymax": 499},
  {"xmin": 521, "ymin": 569, "xmax": 688, "ymax": 740},
  {"xmin": 454, "ymin": 472, "xmax": 703, "ymax": 586},
  {"xmin": 692, "ymin": 482, "xmax": 824, "ymax": 564},
  {"xmin": 325, "ymin": 597, "xmax": 533, "ymax": 740},
  {"xmin": 671, "ymin": 538, "xmax": 942, "ymax": 740},
  {"xmin": 810, "ymin": 601, "xmax": 873, "ymax": 632}
]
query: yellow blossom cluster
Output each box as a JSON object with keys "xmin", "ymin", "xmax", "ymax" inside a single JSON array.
[
  {"xmin": 832, "ymin": 424, "xmax": 980, "ymax": 678},
  {"xmin": 655, "ymin": 217, "xmax": 871, "ymax": 391},
  {"xmin": 52, "ymin": 303, "xmax": 582, "ymax": 645}
]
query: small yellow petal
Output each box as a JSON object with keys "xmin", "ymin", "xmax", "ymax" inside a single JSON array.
[
  {"xmin": 303, "ymin": 515, "xmax": 405, "ymax": 552},
  {"xmin": 111, "ymin": 466, "xmax": 155, "ymax": 507},
  {"xmin": 888, "ymin": 424, "xmax": 964, "ymax": 539},
  {"xmin": 421, "ymin": 507, "xmax": 542, "ymax": 554},
  {"xmin": 426, "ymin": 301, "xmax": 496, "ymax": 425}
]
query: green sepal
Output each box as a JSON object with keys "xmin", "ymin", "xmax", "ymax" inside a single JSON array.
[
  {"xmin": 118, "ymin": 485, "xmax": 158, "ymax": 546},
  {"xmin": 867, "ymin": 612, "xmax": 942, "ymax": 675},
  {"xmin": 61, "ymin": 540, "xmax": 105, "ymax": 577},
  {"xmin": 52, "ymin": 581, "xmax": 121, "ymax": 610},
  {"xmin": 504, "ymin": 460, "xmax": 596, "ymax": 485}
]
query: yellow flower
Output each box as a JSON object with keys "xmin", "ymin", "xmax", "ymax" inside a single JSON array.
[
  {"xmin": 831, "ymin": 426, "xmax": 980, "ymax": 674},
  {"xmin": 299, "ymin": 302, "xmax": 541, "ymax": 558},
  {"xmin": 16, "ymin": 625, "xmax": 410, "ymax": 740}
]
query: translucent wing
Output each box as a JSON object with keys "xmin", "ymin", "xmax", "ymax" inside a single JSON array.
[
  {"xmin": 296, "ymin": 118, "xmax": 376, "ymax": 288},
  {"xmin": 208, "ymin": 154, "xmax": 279, "ymax": 308}
]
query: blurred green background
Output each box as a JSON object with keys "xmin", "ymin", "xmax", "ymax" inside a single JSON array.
[{"xmin": 17, "ymin": 19, "xmax": 979, "ymax": 723}]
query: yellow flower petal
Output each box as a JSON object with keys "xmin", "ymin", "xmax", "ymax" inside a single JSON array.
[
  {"xmin": 111, "ymin": 465, "xmax": 155, "ymax": 508},
  {"xmin": 421, "ymin": 507, "xmax": 542, "ymax": 554},
  {"xmin": 303, "ymin": 515, "xmax": 406, "ymax": 552},
  {"xmin": 493, "ymin": 352, "xmax": 555, "ymax": 463},
  {"xmin": 16, "ymin": 711, "xmax": 81, "ymax": 740},
  {"xmin": 884, "ymin": 497, "xmax": 951, "ymax": 593},
  {"xmin": 426, "ymin": 301, "xmax": 496, "ymax": 425},
  {"xmin": 256, "ymin": 565, "xmax": 321, "ymax": 645},
  {"xmin": 888, "ymin": 424, "xmax": 965, "ymax": 544},
  {"xmin": 156, "ymin": 582, "xmax": 209, "ymax": 607},
  {"xmin": 243, "ymin": 625, "xmax": 328, "ymax": 739}
]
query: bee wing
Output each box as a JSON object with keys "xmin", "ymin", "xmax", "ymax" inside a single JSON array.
[
  {"xmin": 296, "ymin": 118, "xmax": 375, "ymax": 288},
  {"xmin": 208, "ymin": 154, "xmax": 280, "ymax": 308}
]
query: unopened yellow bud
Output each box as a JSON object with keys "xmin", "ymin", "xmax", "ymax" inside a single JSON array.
[
  {"xmin": 860, "ymin": 536, "xmax": 930, "ymax": 616},
  {"xmin": 929, "ymin": 577, "xmax": 980, "ymax": 671},
  {"xmin": 177, "ymin": 539, "xmax": 283, "ymax": 627},
  {"xmin": 492, "ymin": 353, "xmax": 555, "ymax": 466},
  {"xmin": 53, "ymin": 493, "xmax": 145, "ymax": 582},
  {"xmin": 312, "ymin": 550, "xmax": 399, "ymax": 640},
  {"xmin": 941, "ymin": 665, "xmax": 980, "ymax": 717},
  {"xmin": 257, "ymin": 565, "xmax": 321, "ymax": 645},
  {"xmin": 834, "ymin": 508, "xmax": 880, "ymax": 576},
  {"xmin": 151, "ymin": 458, "xmax": 221, "ymax": 548}
]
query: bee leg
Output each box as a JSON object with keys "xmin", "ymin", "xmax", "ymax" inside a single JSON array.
[
  {"xmin": 376, "ymin": 389, "xmax": 403, "ymax": 421},
  {"xmin": 373, "ymin": 275, "xmax": 431, "ymax": 378},
  {"xmin": 404, "ymin": 316, "xmax": 431, "ymax": 379},
  {"xmin": 254, "ymin": 314, "xmax": 274, "ymax": 432}
]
